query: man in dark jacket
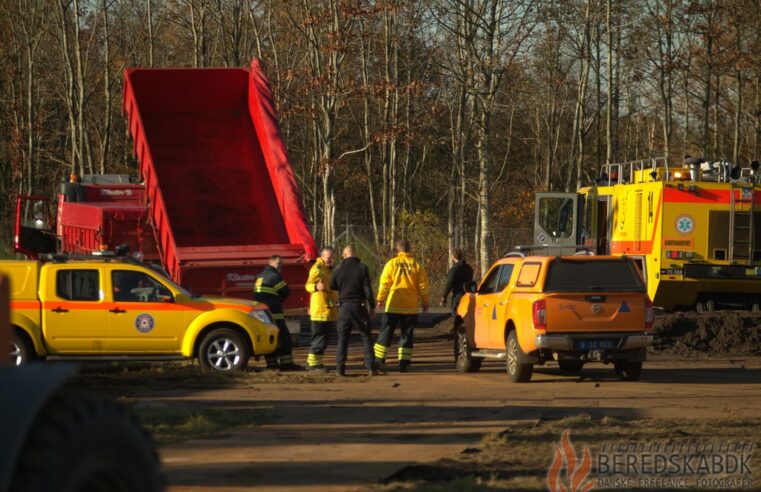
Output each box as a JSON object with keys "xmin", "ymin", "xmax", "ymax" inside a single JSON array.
[
  {"xmin": 254, "ymin": 255, "xmax": 300, "ymax": 371},
  {"xmin": 329, "ymin": 245, "xmax": 377, "ymax": 376},
  {"xmin": 441, "ymin": 248, "xmax": 474, "ymax": 315}
]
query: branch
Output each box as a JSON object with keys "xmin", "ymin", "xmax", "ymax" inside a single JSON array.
[{"xmin": 336, "ymin": 143, "xmax": 372, "ymax": 161}]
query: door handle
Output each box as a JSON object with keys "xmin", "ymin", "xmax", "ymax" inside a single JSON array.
[
  {"xmin": 499, "ymin": 301, "xmax": 506, "ymax": 305},
  {"xmin": 483, "ymin": 303, "xmax": 490, "ymax": 307},
  {"xmin": 109, "ymin": 307, "xmax": 126, "ymax": 314},
  {"xmin": 51, "ymin": 306, "xmax": 69, "ymax": 313}
]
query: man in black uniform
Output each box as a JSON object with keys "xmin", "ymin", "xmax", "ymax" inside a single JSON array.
[
  {"xmin": 441, "ymin": 248, "xmax": 474, "ymax": 315},
  {"xmin": 329, "ymin": 245, "xmax": 377, "ymax": 376},
  {"xmin": 253, "ymin": 255, "xmax": 300, "ymax": 371}
]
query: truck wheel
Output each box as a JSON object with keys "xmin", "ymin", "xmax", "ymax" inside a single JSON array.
[
  {"xmin": 198, "ymin": 328, "xmax": 250, "ymax": 373},
  {"xmin": 705, "ymin": 299, "xmax": 716, "ymax": 312},
  {"xmin": 454, "ymin": 324, "xmax": 481, "ymax": 373},
  {"xmin": 9, "ymin": 388, "xmax": 163, "ymax": 492},
  {"xmin": 558, "ymin": 360, "xmax": 584, "ymax": 374},
  {"xmin": 10, "ymin": 332, "xmax": 32, "ymax": 366},
  {"xmin": 506, "ymin": 331, "xmax": 533, "ymax": 383},
  {"xmin": 614, "ymin": 360, "xmax": 642, "ymax": 381}
]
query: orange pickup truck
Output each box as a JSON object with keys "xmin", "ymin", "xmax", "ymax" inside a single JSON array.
[{"xmin": 454, "ymin": 252, "xmax": 653, "ymax": 382}]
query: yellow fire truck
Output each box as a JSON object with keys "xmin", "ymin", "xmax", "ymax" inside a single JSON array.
[{"xmin": 534, "ymin": 157, "xmax": 761, "ymax": 311}]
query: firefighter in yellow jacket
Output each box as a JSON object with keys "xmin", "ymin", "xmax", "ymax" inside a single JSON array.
[
  {"xmin": 305, "ymin": 247, "xmax": 338, "ymax": 371},
  {"xmin": 374, "ymin": 239, "xmax": 429, "ymax": 372}
]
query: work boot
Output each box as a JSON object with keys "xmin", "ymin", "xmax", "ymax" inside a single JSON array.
[
  {"xmin": 368, "ymin": 367, "xmax": 380, "ymax": 377},
  {"xmin": 399, "ymin": 364, "xmax": 410, "ymax": 373},
  {"xmin": 308, "ymin": 365, "xmax": 327, "ymax": 373},
  {"xmin": 264, "ymin": 356, "xmax": 279, "ymax": 371},
  {"xmin": 336, "ymin": 366, "xmax": 347, "ymax": 377},
  {"xmin": 373, "ymin": 362, "xmax": 386, "ymax": 375},
  {"xmin": 279, "ymin": 363, "xmax": 304, "ymax": 372}
]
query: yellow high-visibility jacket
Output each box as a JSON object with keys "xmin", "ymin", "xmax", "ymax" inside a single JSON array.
[
  {"xmin": 377, "ymin": 252, "xmax": 430, "ymax": 314},
  {"xmin": 305, "ymin": 258, "xmax": 338, "ymax": 322}
]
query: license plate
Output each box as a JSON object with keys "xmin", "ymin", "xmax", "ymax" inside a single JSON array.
[{"xmin": 576, "ymin": 339, "xmax": 616, "ymax": 350}]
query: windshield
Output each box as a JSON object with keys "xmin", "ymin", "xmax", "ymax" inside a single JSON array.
[
  {"xmin": 544, "ymin": 259, "xmax": 645, "ymax": 293},
  {"xmin": 147, "ymin": 264, "xmax": 195, "ymax": 297}
]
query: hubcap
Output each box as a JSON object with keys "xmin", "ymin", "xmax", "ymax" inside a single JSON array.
[
  {"xmin": 10, "ymin": 342, "xmax": 22, "ymax": 366},
  {"xmin": 507, "ymin": 338, "xmax": 517, "ymax": 375},
  {"xmin": 206, "ymin": 338, "xmax": 241, "ymax": 371}
]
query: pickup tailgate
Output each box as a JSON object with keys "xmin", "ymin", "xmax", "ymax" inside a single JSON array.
[
  {"xmin": 542, "ymin": 258, "xmax": 647, "ymax": 334},
  {"xmin": 545, "ymin": 293, "xmax": 645, "ymax": 333}
]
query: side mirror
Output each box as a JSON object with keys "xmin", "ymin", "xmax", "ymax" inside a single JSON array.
[{"xmin": 464, "ymin": 281, "xmax": 477, "ymax": 294}]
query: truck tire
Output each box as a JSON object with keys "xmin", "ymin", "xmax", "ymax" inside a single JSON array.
[
  {"xmin": 614, "ymin": 360, "xmax": 642, "ymax": 381},
  {"xmin": 558, "ymin": 360, "xmax": 584, "ymax": 374},
  {"xmin": 506, "ymin": 331, "xmax": 533, "ymax": 383},
  {"xmin": 705, "ymin": 299, "xmax": 716, "ymax": 312},
  {"xmin": 9, "ymin": 388, "xmax": 163, "ymax": 492},
  {"xmin": 454, "ymin": 324, "xmax": 481, "ymax": 373},
  {"xmin": 198, "ymin": 328, "xmax": 250, "ymax": 373},
  {"xmin": 10, "ymin": 332, "xmax": 32, "ymax": 367}
]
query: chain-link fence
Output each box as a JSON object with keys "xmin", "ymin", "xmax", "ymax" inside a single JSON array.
[{"xmin": 312, "ymin": 225, "xmax": 534, "ymax": 298}]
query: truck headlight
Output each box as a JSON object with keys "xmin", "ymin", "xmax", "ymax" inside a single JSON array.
[{"xmin": 248, "ymin": 309, "xmax": 273, "ymax": 324}]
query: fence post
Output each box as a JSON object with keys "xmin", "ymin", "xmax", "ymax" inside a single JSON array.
[{"xmin": 0, "ymin": 274, "xmax": 9, "ymax": 365}]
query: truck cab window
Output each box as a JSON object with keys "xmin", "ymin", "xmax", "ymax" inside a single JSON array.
[
  {"xmin": 112, "ymin": 271, "xmax": 172, "ymax": 302},
  {"xmin": 496, "ymin": 264, "xmax": 515, "ymax": 292},
  {"xmin": 478, "ymin": 267, "xmax": 502, "ymax": 295},
  {"xmin": 538, "ymin": 197, "xmax": 574, "ymax": 239},
  {"xmin": 56, "ymin": 270, "xmax": 100, "ymax": 301}
]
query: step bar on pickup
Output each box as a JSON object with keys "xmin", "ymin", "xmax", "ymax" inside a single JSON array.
[{"xmin": 46, "ymin": 355, "xmax": 186, "ymax": 362}]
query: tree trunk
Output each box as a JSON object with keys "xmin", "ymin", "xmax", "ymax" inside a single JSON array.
[
  {"xmin": 605, "ymin": 0, "xmax": 613, "ymax": 164},
  {"xmin": 100, "ymin": 0, "xmax": 111, "ymax": 175},
  {"xmin": 148, "ymin": 0, "xmax": 155, "ymax": 67},
  {"xmin": 734, "ymin": 68, "xmax": 743, "ymax": 165}
]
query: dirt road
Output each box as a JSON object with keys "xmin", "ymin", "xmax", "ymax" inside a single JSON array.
[{"xmin": 131, "ymin": 335, "xmax": 761, "ymax": 491}]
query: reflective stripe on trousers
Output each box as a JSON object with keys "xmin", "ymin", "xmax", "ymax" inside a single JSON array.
[
  {"xmin": 373, "ymin": 343, "xmax": 388, "ymax": 361},
  {"xmin": 398, "ymin": 347, "xmax": 412, "ymax": 361},
  {"xmin": 307, "ymin": 353, "xmax": 324, "ymax": 367}
]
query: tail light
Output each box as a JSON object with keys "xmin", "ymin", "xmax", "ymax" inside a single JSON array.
[
  {"xmin": 644, "ymin": 297, "xmax": 655, "ymax": 330},
  {"xmin": 532, "ymin": 299, "xmax": 547, "ymax": 331}
]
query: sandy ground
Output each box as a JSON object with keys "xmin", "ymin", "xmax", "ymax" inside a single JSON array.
[{"xmin": 127, "ymin": 334, "xmax": 761, "ymax": 492}]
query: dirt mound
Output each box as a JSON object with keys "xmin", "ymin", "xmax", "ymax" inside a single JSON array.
[{"xmin": 653, "ymin": 312, "xmax": 761, "ymax": 355}]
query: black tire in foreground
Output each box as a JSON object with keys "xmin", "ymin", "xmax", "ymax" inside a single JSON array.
[
  {"xmin": 9, "ymin": 388, "xmax": 164, "ymax": 492},
  {"xmin": 454, "ymin": 323, "xmax": 482, "ymax": 373},
  {"xmin": 614, "ymin": 360, "xmax": 643, "ymax": 381},
  {"xmin": 506, "ymin": 330, "xmax": 533, "ymax": 383},
  {"xmin": 198, "ymin": 328, "xmax": 250, "ymax": 373}
]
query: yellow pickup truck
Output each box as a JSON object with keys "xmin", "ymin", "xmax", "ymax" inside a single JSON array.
[
  {"xmin": 2, "ymin": 257, "xmax": 279, "ymax": 372},
  {"xmin": 454, "ymin": 252, "xmax": 653, "ymax": 382}
]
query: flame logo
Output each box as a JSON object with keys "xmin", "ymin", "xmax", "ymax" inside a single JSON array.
[{"xmin": 547, "ymin": 430, "xmax": 594, "ymax": 492}]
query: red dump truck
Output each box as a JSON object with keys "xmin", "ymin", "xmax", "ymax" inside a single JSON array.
[{"xmin": 14, "ymin": 60, "xmax": 317, "ymax": 312}]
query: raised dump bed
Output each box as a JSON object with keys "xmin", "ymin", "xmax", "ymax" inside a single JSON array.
[
  {"xmin": 15, "ymin": 60, "xmax": 315, "ymax": 310},
  {"xmin": 120, "ymin": 60, "xmax": 317, "ymax": 308}
]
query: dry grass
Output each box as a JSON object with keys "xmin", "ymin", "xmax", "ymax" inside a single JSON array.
[
  {"xmin": 373, "ymin": 416, "xmax": 761, "ymax": 491},
  {"xmin": 71, "ymin": 361, "xmax": 368, "ymax": 398},
  {"xmin": 134, "ymin": 403, "xmax": 273, "ymax": 444}
]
